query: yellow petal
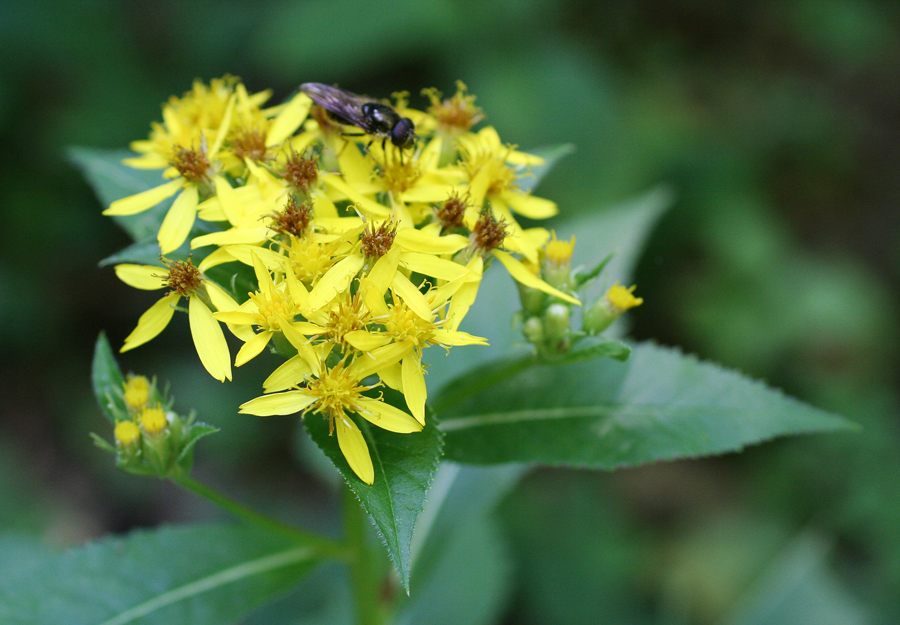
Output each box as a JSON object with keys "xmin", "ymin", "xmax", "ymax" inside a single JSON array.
[
  {"xmin": 196, "ymin": 195, "xmax": 226, "ymax": 222},
  {"xmin": 395, "ymin": 229, "xmax": 468, "ymax": 255},
  {"xmin": 390, "ymin": 272, "xmax": 433, "ymax": 321},
  {"xmin": 344, "ymin": 330, "xmax": 392, "ymax": 352},
  {"xmin": 103, "ymin": 179, "xmax": 184, "ymax": 216},
  {"xmin": 365, "ymin": 245, "xmax": 401, "ymax": 296},
  {"xmin": 322, "ymin": 174, "xmax": 391, "ymax": 217},
  {"xmin": 240, "ymin": 390, "xmax": 317, "ymax": 416},
  {"xmin": 193, "ymin": 226, "xmax": 270, "ymax": 250},
  {"xmin": 504, "ymin": 191, "xmax": 558, "ymax": 219},
  {"xmin": 250, "ymin": 251, "xmax": 276, "ymax": 296},
  {"xmin": 204, "ymin": 281, "xmax": 238, "ymax": 311},
  {"xmin": 235, "ymin": 330, "xmax": 273, "ymax": 367},
  {"xmin": 122, "ymin": 153, "xmax": 169, "ymax": 170},
  {"xmin": 335, "ymin": 416, "xmax": 374, "ymax": 484},
  {"xmin": 206, "ymin": 281, "xmax": 257, "ymax": 342},
  {"xmin": 444, "ymin": 256, "xmax": 483, "ymax": 331},
  {"xmin": 214, "ymin": 176, "xmax": 244, "ymax": 225},
  {"xmin": 114, "ymin": 264, "xmax": 165, "ymax": 290},
  {"xmin": 158, "ymin": 185, "xmax": 199, "ymax": 254},
  {"xmin": 212, "ymin": 310, "xmax": 258, "ymax": 325},
  {"xmin": 338, "ymin": 139, "xmax": 377, "ymax": 189},
  {"xmin": 351, "ymin": 341, "xmax": 415, "ymax": 380},
  {"xmin": 122, "ymin": 293, "xmax": 179, "ymax": 352},
  {"xmin": 467, "ymin": 165, "xmax": 491, "ymax": 210},
  {"xmin": 400, "ymin": 355, "xmax": 427, "ymax": 425},
  {"xmin": 263, "ymin": 355, "xmax": 312, "ymax": 393},
  {"xmin": 493, "ymin": 250, "xmax": 580, "ymax": 305},
  {"xmin": 419, "ymin": 135, "xmax": 442, "ymax": 169},
  {"xmin": 267, "ymin": 93, "xmax": 312, "ymax": 146},
  {"xmin": 524, "ymin": 227, "xmax": 551, "ymax": 249},
  {"xmin": 208, "ymin": 95, "xmax": 236, "ymax": 158},
  {"xmin": 188, "ymin": 296, "xmax": 232, "ymax": 382},
  {"xmin": 312, "ymin": 193, "xmax": 340, "ymax": 219},
  {"xmin": 356, "ymin": 397, "xmax": 423, "ymax": 433},
  {"xmin": 398, "ymin": 184, "xmax": 455, "ymax": 204},
  {"xmin": 432, "ymin": 328, "xmax": 488, "ymax": 346},
  {"xmin": 492, "ymin": 200, "xmax": 538, "ymax": 263},
  {"xmin": 359, "ymin": 276, "xmax": 389, "ymax": 317},
  {"xmin": 219, "ymin": 245, "xmax": 284, "ymax": 270},
  {"xmin": 399, "ymin": 252, "xmax": 469, "ymax": 281},
  {"xmin": 197, "ymin": 247, "xmax": 238, "ymax": 272},
  {"xmin": 307, "ymin": 254, "xmax": 365, "ymax": 311},
  {"xmin": 377, "ymin": 361, "xmax": 402, "ymax": 390}
]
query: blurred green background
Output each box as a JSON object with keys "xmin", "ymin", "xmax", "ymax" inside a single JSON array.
[{"xmin": 1, "ymin": 1, "xmax": 898, "ymax": 623}]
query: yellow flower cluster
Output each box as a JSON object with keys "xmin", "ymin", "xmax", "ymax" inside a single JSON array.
[{"xmin": 106, "ymin": 77, "xmax": 577, "ymax": 483}]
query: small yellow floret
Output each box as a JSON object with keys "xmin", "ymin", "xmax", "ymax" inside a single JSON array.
[
  {"xmin": 606, "ymin": 283, "xmax": 643, "ymax": 313},
  {"xmin": 139, "ymin": 406, "xmax": 169, "ymax": 436},
  {"xmin": 544, "ymin": 232, "xmax": 576, "ymax": 268},
  {"xmin": 123, "ymin": 375, "xmax": 151, "ymax": 410},
  {"xmin": 115, "ymin": 420, "xmax": 141, "ymax": 446}
]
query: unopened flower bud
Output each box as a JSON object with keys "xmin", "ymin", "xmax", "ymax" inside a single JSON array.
[
  {"xmin": 543, "ymin": 303, "xmax": 571, "ymax": 342},
  {"xmin": 518, "ymin": 283, "xmax": 546, "ymax": 316},
  {"xmin": 583, "ymin": 282, "xmax": 643, "ymax": 335},
  {"xmin": 123, "ymin": 375, "xmax": 150, "ymax": 411},
  {"xmin": 139, "ymin": 406, "xmax": 168, "ymax": 436},
  {"xmin": 114, "ymin": 420, "xmax": 141, "ymax": 447},
  {"xmin": 541, "ymin": 233, "xmax": 576, "ymax": 291},
  {"xmin": 522, "ymin": 317, "xmax": 544, "ymax": 344}
]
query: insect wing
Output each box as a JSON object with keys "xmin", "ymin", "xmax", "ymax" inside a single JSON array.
[{"xmin": 300, "ymin": 83, "xmax": 370, "ymax": 129}]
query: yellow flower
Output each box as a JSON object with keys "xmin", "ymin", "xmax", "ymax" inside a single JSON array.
[
  {"xmin": 344, "ymin": 283, "xmax": 487, "ymax": 424},
  {"xmin": 422, "ymin": 81, "xmax": 485, "ymax": 136},
  {"xmin": 457, "ymin": 126, "xmax": 556, "ymax": 262},
  {"xmin": 123, "ymin": 374, "xmax": 151, "ymax": 411},
  {"xmin": 114, "ymin": 258, "xmax": 232, "ymax": 382},
  {"xmin": 114, "ymin": 420, "xmax": 141, "ymax": 447},
  {"xmin": 305, "ymin": 217, "xmax": 473, "ymax": 317},
  {"xmin": 543, "ymin": 231, "xmax": 576, "ymax": 269},
  {"xmin": 239, "ymin": 358, "xmax": 422, "ymax": 484},
  {"xmin": 605, "ymin": 282, "xmax": 643, "ymax": 313},
  {"xmin": 211, "ymin": 253, "xmax": 322, "ymax": 367},
  {"xmin": 126, "ymin": 76, "xmax": 244, "ymax": 170},
  {"xmin": 139, "ymin": 405, "xmax": 168, "ymax": 436},
  {"xmin": 220, "ymin": 84, "xmax": 311, "ymax": 169},
  {"xmin": 583, "ymin": 282, "xmax": 643, "ymax": 335},
  {"xmin": 103, "ymin": 96, "xmax": 236, "ymax": 254}
]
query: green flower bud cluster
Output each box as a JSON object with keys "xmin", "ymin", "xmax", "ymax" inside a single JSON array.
[
  {"xmin": 515, "ymin": 234, "xmax": 643, "ymax": 359},
  {"xmin": 91, "ymin": 375, "xmax": 217, "ymax": 479}
]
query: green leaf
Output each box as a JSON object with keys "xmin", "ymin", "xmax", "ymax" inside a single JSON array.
[
  {"xmin": 565, "ymin": 186, "xmax": 674, "ymax": 294},
  {"xmin": 243, "ymin": 563, "xmax": 352, "ymax": 625},
  {"xmin": 725, "ymin": 532, "xmax": 870, "ymax": 625},
  {"xmin": 90, "ymin": 432, "xmax": 117, "ymax": 454},
  {"xmin": 517, "ymin": 143, "xmax": 576, "ymax": 194},
  {"xmin": 408, "ymin": 462, "xmax": 526, "ymax": 590},
  {"xmin": 69, "ymin": 147, "xmax": 173, "ymax": 242},
  {"xmin": 99, "ymin": 238, "xmax": 164, "ymax": 267},
  {"xmin": 499, "ymin": 471, "xmax": 649, "ymax": 625},
  {"xmin": 437, "ymin": 342, "xmax": 857, "ymax": 468},
  {"xmin": 303, "ymin": 392, "xmax": 443, "ymax": 591},
  {"xmin": 92, "ymin": 332, "xmax": 126, "ymax": 424},
  {"xmin": 397, "ymin": 516, "xmax": 512, "ymax": 625},
  {"xmin": 0, "ymin": 523, "xmax": 319, "ymax": 625},
  {"xmin": 174, "ymin": 423, "xmax": 219, "ymax": 471},
  {"xmin": 433, "ymin": 339, "xmax": 630, "ymax": 416}
]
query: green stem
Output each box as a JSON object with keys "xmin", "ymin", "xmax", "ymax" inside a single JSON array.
[
  {"xmin": 343, "ymin": 484, "xmax": 385, "ymax": 625},
  {"xmin": 173, "ymin": 475, "xmax": 344, "ymax": 557}
]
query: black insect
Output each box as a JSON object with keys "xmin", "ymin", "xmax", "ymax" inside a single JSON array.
[{"xmin": 300, "ymin": 83, "xmax": 417, "ymax": 151}]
